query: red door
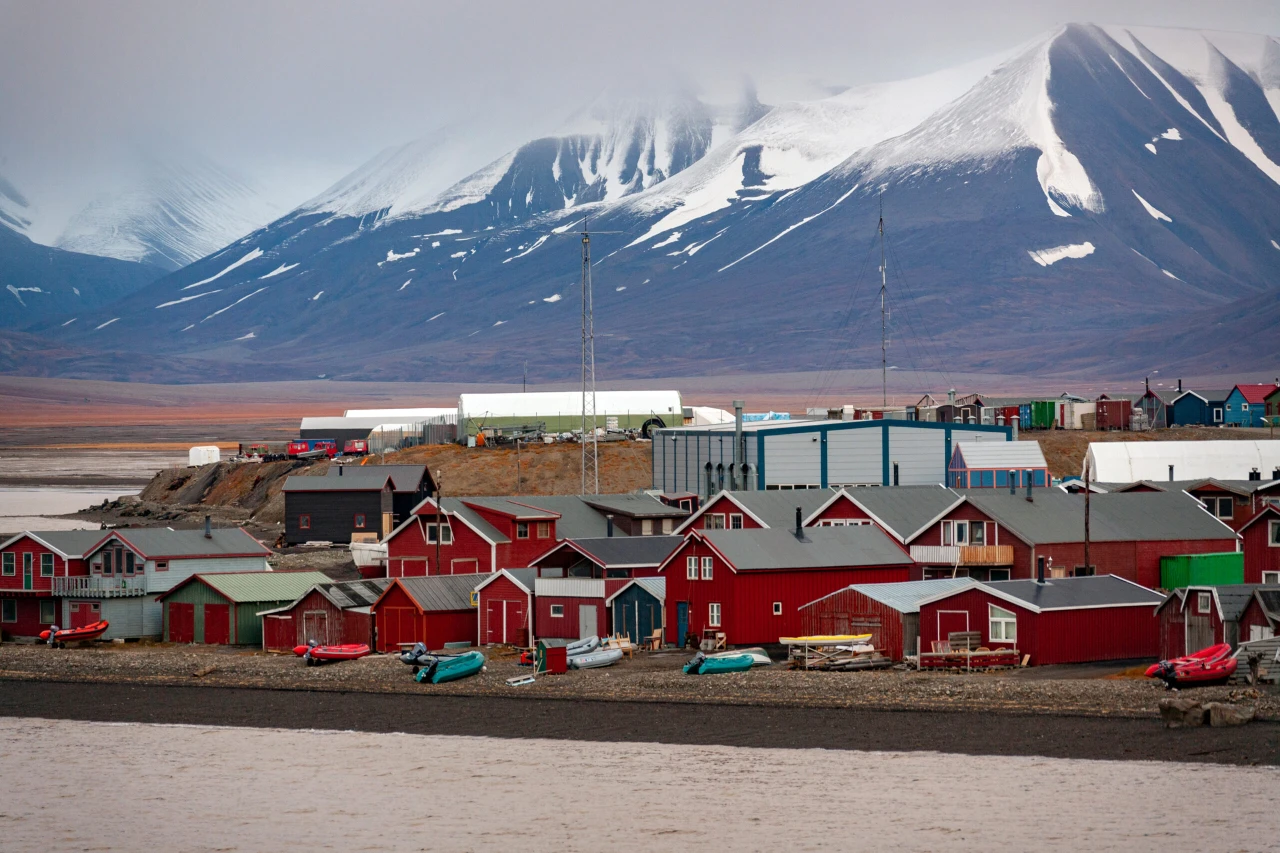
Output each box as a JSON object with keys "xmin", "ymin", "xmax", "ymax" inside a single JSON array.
[
  {"xmin": 378, "ymin": 606, "xmax": 418, "ymax": 652},
  {"xmin": 506, "ymin": 601, "xmax": 525, "ymax": 645},
  {"xmin": 936, "ymin": 610, "xmax": 970, "ymax": 648},
  {"xmin": 169, "ymin": 603, "xmax": 195, "ymax": 643},
  {"xmin": 203, "ymin": 603, "xmax": 231, "ymax": 644},
  {"xmin": 486, "ymin": 600, "xmax": 502, "ymax": 644}
]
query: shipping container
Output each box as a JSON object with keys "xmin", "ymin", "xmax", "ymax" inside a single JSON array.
[
  {"xmin": 1029, "ymin": 401, "xmax": 1058, "ymax": 430},
  {"xmin": 1094, "ymin": 399, "xmax": 1132, "ymax": 431},
  {"xmin": 1160, "ymin": 552, "xmax": 1245, "ymax": 589}
]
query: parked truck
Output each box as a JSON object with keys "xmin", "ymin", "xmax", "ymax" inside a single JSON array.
[{"xmin": 287, "ymin": 439, "xmax": 339, "ymax": 459}]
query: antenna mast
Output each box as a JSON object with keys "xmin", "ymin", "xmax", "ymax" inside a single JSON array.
[
  {"xmin": 580, "ymin": 229, "xmax": 599, "ymax": 494},
  {"xmin": 879, "ymin": 192, "xmax": 887, "ymax": 409}
]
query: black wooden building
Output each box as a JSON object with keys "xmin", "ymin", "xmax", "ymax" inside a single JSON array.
[{"xmin": 282, "ymin": 465, "xmax": 433, "ymax": 545}]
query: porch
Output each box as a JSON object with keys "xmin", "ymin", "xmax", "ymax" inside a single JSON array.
[{"xmin": 52, "ymin": 576, "xmax": 149, "ymax": 598}]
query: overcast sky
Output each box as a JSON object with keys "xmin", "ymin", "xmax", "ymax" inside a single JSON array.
[{"xmin": 1, "ymin": 0, "xmax": 1276, "ymax": 239}]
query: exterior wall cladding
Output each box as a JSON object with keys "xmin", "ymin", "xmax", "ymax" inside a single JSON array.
[
  {"xmin": 1243, "ymin": 520, "xmax": 1280, "ymax": 583},
  {"xmin": 662, "ymin": 539, "xmax": 911, "ymax": 646},
  {"xmin": 262, "ymin": 589, "xmax": 375, "ymax": 652},
  {"xmin": 535, "ymin": 595, "xmax": 607, "ymax": 640},
  {"xmin": 371, "ymin": 584, "xmax": 476, "ymax": 652},
  {"xmin": 799, "ymin": 588, "xmax": 910, "ymax": 660},
  {"xmin": 1238, "ymin": 597, "xmax": 1274, "ymax": 641},
  {"xmin": 387, "ymin": 517, "xmax": 496, "ymax": 576},
  {"xmin": 464, "ymin": 505, "xmax": 557, "ymax": 567},
  {"xmin": 286, "ymin": 490, "xmax": 391, "ymax": 546},
  {"xmin": 477, "ymin": 575, "xmax": 531, "ymax": 645},
  {"xmin": 920, "ymin": 588, "xmax": 1159, "ymax": 665}
]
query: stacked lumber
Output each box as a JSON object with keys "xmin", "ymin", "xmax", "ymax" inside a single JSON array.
[{"xmin": 917, "ymin": 648, "xmax": 1021, "ymax": 671}]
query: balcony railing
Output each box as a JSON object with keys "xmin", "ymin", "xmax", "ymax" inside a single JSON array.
[
  {"xmin": 52, "ymin": 575, "xmax": 149, "ymax": 597},
  {"xmin": 910, "ymin": 545, "xmax": 1013, "ymax": 567}
]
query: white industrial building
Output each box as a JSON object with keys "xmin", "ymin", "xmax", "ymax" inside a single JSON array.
[
  {"xmin": 457, "ymin": 390, "xmax": 683, "ymax": 435},
  {"xmin": 1084, "ymin": 440, "xmax": 1280, "ymax": 482}
]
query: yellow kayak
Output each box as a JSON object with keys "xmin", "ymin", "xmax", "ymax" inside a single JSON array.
[{"xmin": 778, "ymin": 634, "xmax": 873, "ymax": 645}]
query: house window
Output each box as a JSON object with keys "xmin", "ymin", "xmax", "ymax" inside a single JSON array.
[
  {"xmin": 354, "ymin": 513, "xmax": 367, "ymax": 529},
  {"xmin": 1, "ymin": 600, "xmax": 15, "ymax": 623},
  {"xmin": 700, "ymin": 556, "xmax": 713, "ymax": 580},
  {"xmin": 550, "ymin": 604, "xmax": 564, "ymax": 617},
  {"xmin": 729, "ymin": 513, "xmax": 743, "ymax": 530},
  {"xmin": 708, "ymin": 602, "xmax": 721, "ymax": 627},
  {"xmin": 772, "ymin": 601, "xmax": 782, "ymax": 616},
  {"xmin": 641, "ymin": 519, "xmax": 654, "ymax": 535},
  {"xmin": 1242, "ymin": 403, "xmax": 1250, "ymax": 412},
  {"xmin": 536, "ymin": 521, "xmax": 550, "ymax": 539},
  {"xmin": 971, "ymin": 522, "xmax": 986, "ymax": 546},
  {"xmin": 2, "ymin": 553, "xmax": 13, "ymax": 576},
  {"xmin": 1074, "ymin": 565, "xmax": 1096, "ymax": 577},
  {"xmin": 989, "ymin": 604, "xmax": 1017, "ymax": 642},
  {"xmin": 427, "ymin": 523, "xmax": 453, "ymax": 544},
  {"xmin": 679, "ymin": 499, "xmax": 692, "ymax": 511},
  {"xmin": 943, "ymin": 520, "xmax": 969, "ymax": 546},
  {"xmin": 516, "ymin": 522, "xmax": 529, "ymax": 539},
  {"xmin": 1196, "ymin": 592, "xmax": 1212, "ymax": 614},
  {"xmin": 989, "ymin": 569, "xmax": 1011, "ymax": 581},
  {"xmin": 686, "ymin": 556, "xmax": 697, "ymax": 581},
  {"xmin": 1213, "ymin": 407, "xmax": 1223, "ymax": 423},
  {"xmin": 124, "ymin": 552, "xmax": 135, "ymax": 575},
  {"xmin": 299, "ymin": 515, "xmax": 311, "ymax": 530},
  {"xmin": 1203, "ymin": 497, "xmax": 1232, "ymax": 519},
  {"xmin": 39, "ymin": 600, "xmax": 55, "ymax": 624},
  {"xmin": 661, "ymin": 518, "xmax": 673, "ymax": 534},
  {"xmin": 1270, "ymin": 520, "xmax": 1280, "ymax": 546},
  {"xmin": 704, "ymin": 514, "xmax": 726, "ymax": 530},
  {"xmin": 155, "ymin": 561, "xmax": 168, "ymax": 572},
  {"xmin": 40, "ymin": 553, "xmax": 54, "ymax": 577},
  {"xmin": 1263, "ymin": 571, "xmax": 1280, "ymax": 584}
]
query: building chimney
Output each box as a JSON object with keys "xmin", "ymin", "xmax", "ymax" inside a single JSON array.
[
  {"xmin": 338, "ymin": 464, "xmax": 343, "ymax": 476},
  {"xmin": 1177, "ymin": 379, "xmax": 1182, "ymax": 393},
  {"xmin": 1271, "ymin": 467, "xmax": 1280, "ymax": 481},
  {"xmin": 1011, "ymin": 415, "xmax": 1019, "ymax": 441},
  {"xmin": 1169, "ymin": 464, "xmax": 1174, "ymax": 482},
  {"xmin": 204, "ymin": 515, "xmax": 212, "ymax": 539},
  {"xmin": 1037, "ymin": 556, "xmax": 1046, "ymax": 584},
  {"xmin": 948, "ymin": 388, "xmax": 956, "ymax": 405},
  {"xmin": 1026, "ymin": 473, "xmax": 1033, "ymax": 502},
  {"xmin": 606, "ymin": 515, "xmax": 614, "ymax": 537},
  {"xmin": 892, "ymin": 462, "xmax": 900, "ymax": 487},
  {"xmin": 795, "ymin": 507, "xmax": 803, "ymax": 540},
  {"xmin": 733, "ymin": 399, "xmax": 744, "ymax": 491},
  {"xmin": 1249, "ymin": 467, "xmax": 1261, "ymax": 482},
  {"xmin": 1009, "ymin": 470, "xmax": 1017, "ymax": 495}
]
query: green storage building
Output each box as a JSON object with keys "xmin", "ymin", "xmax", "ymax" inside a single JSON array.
[
  {"xmin": 1159, "ymin": 553, "xmax": 1244, "ymax": 590},
  {"xmin": 157, "ymin": 571, "xmax": 330, "ymax": 645}
]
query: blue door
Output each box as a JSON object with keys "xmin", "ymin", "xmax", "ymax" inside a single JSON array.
[{"xmin": 676, "ymin": 601, "xmax": 689, "ymax": 647}]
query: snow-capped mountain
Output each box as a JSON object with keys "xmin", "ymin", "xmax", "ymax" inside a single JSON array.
[
  {"xmin": 56, "ymin": 149, "xmax": 280, "ymax": 271},
  {"xmin": 0, "ymin": 171, "xmax": 35, "ymax": 237},
  {"xmin": 21, "ymin": 24, "xmax": 1280, "ymax": 382}
]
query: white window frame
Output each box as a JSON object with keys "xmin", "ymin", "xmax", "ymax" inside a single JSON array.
[
  {"xmin": 704, "ymin": 513, "xmax": 726, "ymax": 530},
  {"xmin": 700, "ymin": 556, "xmax": 713, "ymax": 580},
  {"xmin": 989, "ymin": 604, "xmax": 1017, "ymax": 643},
  {"xmin": 1213, "ymin": 407, "xmax": 1223, "ymax": 423},
  {"xmin": 427, "ymin": 523, "xmax": 453, "ymax": 544},
  {"xmin": 641, "ymin": 519, "xmax": 654, "ymax": 535},
  {"xmin": 943, "ymin": 520, "xmax": 969, "ymax": 546},
  {"xmin": 708, "ymin": 602, "xmax": 721, "ymax": 627},
  {"xmin": 1, "ymin": 552, "xmax": 13, "ymax": 576},
  {"xmin": 661, "ymin": 518, "xmax": 673, "ymax": 534},
  {"xmin": 1269, "ymin": 520, "xmax": 1280, "ymax": 546},
  {"xmin": 729, "ymin": 513, "xmax": 744, "ymax": 530},
  {"xmin": 1242, "ymin": 403, "xmax": 1250, "ymax": 412},
  {"xmin": 549, "ymin": 604, "xmax": 564, "ymax": 618},
  {"xmin": 1196, "ymin": 592, "xmax": 1212, "ymax": 614},
  {"xmin": 1262, "ymin": 571, "xmax": 1280, "ymax": 584},
  {"xmin": 516, "ymin": 521, "xmax": 530, "ymax": 539},
  {"xmin": 536, "ymin": 521, "xmax": 550, "ymax": 539},
  {"xmin": 686, "ymin": 556, "xmax": 697, "ymax": 581},
  {"xmin": 772, "ymin": 601, "xmax": 782, "ymax": 616},
  {"xmin": 970, "ymin": 521, "xmax": 986, "ymax": 546},
  {"xmin": 40, "ymin": 553, "xmax": 54, "ymax": 577}
]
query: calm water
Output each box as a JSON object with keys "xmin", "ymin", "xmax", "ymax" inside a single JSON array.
[
  {"xmin": 0, "ymin": 486, "xmax": 138, "ymax": 535},
  {"xmin": 1, "ymin": 718, "xmax": 1276, "ymax": 852}
]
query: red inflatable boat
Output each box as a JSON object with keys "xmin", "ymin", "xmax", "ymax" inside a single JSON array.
[
  {"xmin": 294, "ymin": 643, "xmax": 371, "ymax": 664},
  {"xmin": 1146, "ymin": 643, "xmax": 1237, "ymax": 687},
  {"xmin": 40, "ymin": 621, "xmax": 109, "ymax": 645}
]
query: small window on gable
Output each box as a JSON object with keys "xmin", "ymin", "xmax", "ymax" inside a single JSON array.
[
  {"xmin": 550, "ymin": 604, "xmax": 564, "ymax": 617},
  {"xmin": 536, "ymin": 521, "xmax": 550, "ymax": 539},
  {"xmin": 772, "ymin": 601, "xmax": 782, "ymax": 616},
  {"xmin": 2, "ymin": 553, "xmax": 13, "ymax": 576},
  {"xmin": 686, "ymin": 556, "xmax": 697, "ymax": 581},
  {"xmin": 516, "ymin": 522, "xmax": 529, "ymax": 539},
  {"xmin": 1197, "ymin": 592, "xmax": 1212, "ymax": 614},
  {"xmin": 704, "ymin": 514, "xmax": 726, "ymax": 530},
  {"xmin": 729, "ymin": 513, "xmax": 743, "ymax": 529},
  {"xmin": 155, "ymin": 560, "xmax": 168, "ymax": 572},
  {"xmin": 700, "ymin": 556, "xmax": 713, "ymax": 580}
]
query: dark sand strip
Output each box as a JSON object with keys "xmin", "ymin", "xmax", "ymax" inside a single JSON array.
[{"xmin": 2, "ymin": 681, "xmax": 1277, "ymax": 766}]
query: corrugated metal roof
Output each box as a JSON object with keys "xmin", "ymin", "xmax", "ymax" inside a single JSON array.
[
  {"xmin": 582, "ymin": 494, "xmax": 687, "ymax": 518},
  {"xmin": 801, "ymin": 577, "xmax": 974, "ymax": 613},
  {"xmin": 493, "ymin": 568, "xmax": 537, "ymax": 593},
  {"xmin": 0, "ymin": 530, "xmax": 107, "ymax": 558},
  {"xmin": 396, "ymin": 575, "xmax": 479, "ymax": 612},
  {"xmin": 953, "ymin": 442, "xmax": 1047, "ymax": 468},
  {"xmin": 515, "ymin": 496, "xmax": 624, "ymax": 539},
  {"xmin": 99, "ymin": 528, "xmax": 271, "ymax": 558},
  {"xmin": 198, "ymin": 571, "xmax": 332, "ymax": 603},
  {"xmin": 564, "ymin": 536, "xmax": 681, "ymax": 567},
  {"xmin": 285, "ymin": 464, "xmax": 426, "ymax": 493},
  {"xmin": 702, "ymin": 526, "xmax": 913, "ymax": 571},
  {"xmin": 315, "ymin": 578, "xmax": 391, "ymax": 609},
  {"xmin": 842, "ymin": 486, "xmax": 960, "ymax": 540},
  {"xmin": 982, "ymin": 576, "xmax": 1163, "ymax": 610},
  {"xmin": 535, "ymin": 577, "xmax": 606, "ymax": 598},
  {"xmin": 962, "ymin": 491, "xmax": 1235, "ymax": 545},
  {"xmin": 631, "ymin": 577, "xmax": 666, "ymax": 601}
]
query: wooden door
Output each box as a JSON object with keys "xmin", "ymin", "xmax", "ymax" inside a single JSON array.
[
  {"xmin": 578, "ymin": 604, "xmax": 597, "ymax": 639},
  {"xmin": 485, "ymin": 600, "xmax": 502, "ymax": 644},
  {"xmin": 378, "ymin": 606, "xmax": 418, "ymax": 652},
  {"xmin": 203, "ymin": 603, "xmax": 230, "ymax": 644},
  {"xmin": 302, "ymin": 610, "xmax": 329, "ymax": 645},
  {"xmin": 169, "ymin": 603, "xmax": 195, "ymax": 643},
  {"xmin": 676, "ymin": 601, "xmax": 688, "ymax": 646},
  {"xmin": 506, "ymin": 600, "xmax": 525, "ymax": 645}
]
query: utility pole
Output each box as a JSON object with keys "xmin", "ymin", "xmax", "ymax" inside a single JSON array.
[
  {"xmin": 879, "ymin": 192, "xmax": 887, "ymax": 409},
  {"xmin": 1083, "ymin": 457, "xmax": 1091, "ymax": 576},
  {"xmin": 581, "ymin": 229, "xmax": 599, "ymax": 495},
  {"xmin": 515, "ymin": 439, "xmax": 522, "ymax": 494},
  {"xmin": 434, "ymin": 471, "xmax": 442, "ymax": 576},
  {"xmin": 522, "ymin": 361, "xmax": 527, "ymax": 393}
]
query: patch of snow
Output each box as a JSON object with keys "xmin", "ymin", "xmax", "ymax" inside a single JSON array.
[
  {"xmin": 427, "ymin": 312, "xmax": 445, "ymax": 322},
  {"xmin": 181, "ymin": 324, "xmax": 194, "ymax": 331},
  {"xmin": 156, "ymin": 289, "xmax": 221, "ymax": 308},
  {"xmin": 1162, "ymin": 269, "xmax": 1183, "ymax": 280},
  {"xmin": 467, "ymin": 330, "xmax": 479, "ymax": 337},
  {"xmin": 181, "ymin": 248, "xmax": 262, "ymax": 290},
  {"xmin": 235, "ymin": 332, "xmax": 256, "ymax": 340},
  {"xmin": 95, "ymin": 318, "xmax": 120, "ymax": 330},
  {"xmin": 1161, "ymin": 128, "xmax": 1182, "ymax": 140},
  {"xmin": 651, "ymin": 231, "xmax": 682, "ymax": 249},
  {"xmin": 431, "ymin": 241, "xmax": 441, "ymax": 248},
  {"xmin": 61, "ymin": 317, "xmax": 77, "ymax": 326},
  {"xmin": 381, "ymin": 247, "xmax": 420, "ymax": 265},
  {"xmin": 258, "ymin": 262, "xmax": 299, "ymax": 279},
  {"xmin": 1144, "ymin": 143, "xmax": 1158, "ymax": 154},
  {"xmin": 1271, "ymin": 240, "xmax": 1280, "ymax": 250},
  {"xmin": 543, "ymin": 294, "xmax": 562, "ymax": 303},
  {"xmin": 311, "ymin": 291, "xmax": 324, "ymax": 301},
  {"xmin": 1131, "ymin": 248, "xmax": 1157, "ymax": 266},
  {"xmin": 6, "ymin": 285, "xmax": 46, "ymax": 306},
  {"xmin": 1105, "ymin": 27, "xmax": 1227, "ymax": 141},
  {"xmin": 450, "ymin": 251, "xmax": 467, "ymax": 259},
  {"xmin": 493, "ymin": 320, "xmax": 506, "ymax": 326},
  {"xmin": 615, "ymin": 286, "xmax": 626, "ymax": 291},
  {"xmin": 203, "ymin": 287, "xmax": 268, "ymax": 321},
  {"xmin": 642, "ymin": 279, "xmax": 650, "ymax": 285},
  {"xmin": 1109, "ymin": 55, "xmax": 1150, "ymax": 98},
  {"xmin": 503, "ymin": 234, "xmax": 549, "ymax": 264},
  {"xmin": 1132, "ymin": 190, "xmax": 1172, "ymax": 222},
  {"xmin": 719, "ymin": 184, "xmax": 861, "ymax": 272},
  {"xmin": 1027, "ymin": 241, "xmax": 1096, "ymax": 266},
  {"xmin": 399, "ymin": 280, "xmax": 412, "ymax": 291},
  {"xmin": 72, "ymin": 287, "xmax": 79, "ymax": 296}
]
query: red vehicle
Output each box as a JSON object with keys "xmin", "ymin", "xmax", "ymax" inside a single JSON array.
[
  {"xmin": 343, "ymin": 439, "xmax": 369, "ymax": 456},
  {"xmin": 287, "ymin": 439, "xmax": 339, "ymax": 459}
]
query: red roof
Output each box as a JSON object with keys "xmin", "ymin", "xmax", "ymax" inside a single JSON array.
[{"xmin": 1233, "ymin": 384, "xmax": 1279, "ymax": 404}]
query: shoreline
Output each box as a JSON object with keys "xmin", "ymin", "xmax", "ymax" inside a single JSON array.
[{"xmin": 2, "ymin": 681, "xmax": 1277, "ymax": 766}]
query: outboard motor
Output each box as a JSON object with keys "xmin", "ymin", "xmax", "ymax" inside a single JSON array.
[
  {"xmin": 303, "ymin": 639, "xmax": 318, "ymax": 666},
  {"xmin": 46, "ymin": 625, "xmax": 60, "ymax": 648},
  {"xmin": 399, "ymin": 642, "xmax": 428, "ymax": 666},
  {"xmin": 685, "ymin": 651, "xmax": 707, "ymax": 675}
]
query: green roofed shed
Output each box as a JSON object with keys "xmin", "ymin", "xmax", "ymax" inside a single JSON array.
[{"xmin": 157, "ymin": 571, "xmax": 330, "ymax": 646}]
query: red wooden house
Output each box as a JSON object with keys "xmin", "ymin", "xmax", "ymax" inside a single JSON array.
[
  {"xmin": 260, "ymin": 578, "xmax": 391, "ymax": 652},
  {"xmin": 917, "ymin": 575, "xmax": 1164, "ymax": 665},
  {"xmin": 1240, "ymin": 505, "xmax": 1280, "ymax": 584},
  {"xmin": 0, "ymin": 530, "xmax": 100, "ymax": 638},
  {"xmin": 384, "ymin": 498, "xmax": 510, "ymax": 577},
  {"xmin": 1238, "ymin": 588, "xmax": 1280, "ymax": 643},
  {"xmin": 370, "ymin": 575, "xmax": 478, "ymax": 652},
  {"xmin": 1112, "ymin": 479, "xmax": 1280, "ymax": 531},
  {"xmin": 528, "ymin": 536, "xmax": 681, "ymax": 579},
  {"xmin": 532, "ymin": 577, "xmax": 628, "ymax": 640},
  {"xmin": 657, "ymin": 525, "xmax": 915, "ymax": 646},
  {"xmin": 798, "ymin": 577, "xmax": 973, "ymax": 660},
  {"xmin": 474, "ymin": 568, "xmax": 536, "ymax": 646},
  {"xmin": 1155, "ymin": 584, "xmax": 1264, "ymax": 658}
]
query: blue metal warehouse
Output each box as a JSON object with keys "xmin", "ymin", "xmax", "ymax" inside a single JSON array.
[{"xmin": 652, "ymin": 419, "xmax": 1011, "ymax": 494}]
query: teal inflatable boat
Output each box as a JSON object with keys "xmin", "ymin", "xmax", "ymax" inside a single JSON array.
[
  {"xmin": 683, "ymin": 652, "xmax": 754, "ymax": 675},
  {"xmin": 414, "ymin": 650, "xmax": 486, "ymax": 684}
]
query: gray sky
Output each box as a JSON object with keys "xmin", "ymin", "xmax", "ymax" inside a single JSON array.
[{"xmin": 1, "ymin": 0, "xmax": 1276, "ymax": 240}]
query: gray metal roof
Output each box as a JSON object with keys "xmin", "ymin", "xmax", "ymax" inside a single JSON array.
[
  {"xmin": 961, "ymin": 491, "xmax": 1235, "ymax": 545},
  {"xmin": 841, "ymin": 486, "xmax": 961, "ymax": 540},
  {"xmin": 1254, "ymin": 590, "xmax": 1280, "ymax": 622},
  {"xmin": 0, "ymin": 530, "xmax": 110, "ymax": 558},
  {"xmin": 1115, "ymin": 478, "xmax": 1280, "ymax": 496},
  {"xmin": 582, "ymin": 494, "xmax": 688, "ymax": 518},
  {"xmin": 1174, "ymin": 389, "xmax": 1232, "ymax": 403},
  {"xmin": 512, "ymin": 495, "xmax": 626, "ymax": 539},
  {"xmin": 606, "ymin": 576, "xmax": 666, "ymax": 604},
  {"xmin": 701, "ymin": 526, "xmax": 913, "ymax": 571},
  {"xmin": 492, "ymin": 568, "xmax": 538, "ymax": 592},
  {"xmin": 441, "ymin": 498, "xmax": 509, "ymax": 544},
  {"xmin": 1179, "ymin": 585, "xmax": 1280, "ymax": 622},
  {"xmin": 314, "ymin": 578, "xmax": 392, "ymax": 609},
  {"xmin": 801, "ymin": 577, "xmax": 974, "ymax": 613},
  {"xmin": 982, "ymin": 575, "xmax": 1164, "ymax": 611},
  {"xmin": 460, "ymin": 496, "xmax": 560, "ymax": 519},
  {"xmin": 952, "ymin": 442, "xmax": 1047, "ymax": 469},
  {"xmin": 95, "ymin": 528, "xmax": 271, "ymax": 559},
  {"xmin": 715, "ymin": 490, "xmax": 838, "ymax": 528},
  {"xmin": 284, "ymin": 464, "xmax": 426, "ymax": 493},
  {"xmin": 558, "ymin": 536, "xmax": 682, "ymax": 568},
  {"xmin": 395, "ymin": 575, "xmax": 479, "ymax": 612}
]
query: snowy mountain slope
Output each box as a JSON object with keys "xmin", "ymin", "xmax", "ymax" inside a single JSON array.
[
  {"xmin": 55, "ymin": 150, "xmax": 281, "ymax": 272},
  {"xmin": 20, "ymin": 23, "xmax": 1280, "ymax": 381},
  {"xmin": 0, "ymin": 171, "xmax": 35, "ymax": 237}
]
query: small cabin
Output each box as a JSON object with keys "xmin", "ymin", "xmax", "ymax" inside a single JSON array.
[
  {"xmin": 157, "ymin": 571, "xmax": 330, "ymax": 645},
  {"xmin": 260, "ymin": 578, "xmax": 391, "ymax": 652},
  {"xmin": 948, "ymin": 442, "xmax": 1048, "ymax": 489},
  {"xmin": 370, "ymin": 575, "xmax": 478, "ymax": 652}
]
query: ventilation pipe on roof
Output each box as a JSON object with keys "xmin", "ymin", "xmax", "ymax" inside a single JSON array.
[
  {"xmin": 795, "ymin": 507, "xmax": 804, "ymax": 540},
  {"xmin": 1177, "ymin": 379, "xmax": 1182, "ymax": 394},
  {"xmin": 704, "ymin": 462, "xmax": 714, "ymax": 498},
  {"xmin": 338, "ymin": 464, "xmax": 343, "ymax": 476},
  {"xmin": 1026, "ymin": 473, "xmax": 1033, "ymax": 503},
  {"xmin": 1011, "ymin": 416, "xmax": 1019, "ymax": 441},
  {"xmin": 1010, "ymin": 471, "xmax": 1017, "ymax": 495},
  {"xmin": 204, "ymin": 515, "xmax": 212, "ymax": 539},
  {"xmin": 733, "ymin": 399, "xmax": 744, "ymax": 491},
  {"xmin": 1169, "ymin": 464, "xmax": 1175, "ymax": 482},
  {"xmin": 606, "ymin": 515, "xmax": 614, "ymax": 537},
  {"xmin": 1037, "ymin": 556, "xmax": 1046, "ymax": 584}
]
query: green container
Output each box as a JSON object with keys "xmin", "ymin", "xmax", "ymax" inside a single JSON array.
[
  {"xmin": 1030, "ymin": 400, "xmax": 1058, "ymax": 430},
  {"xmin": 1160, "ymin": 552, "xmax": 1244, "ymax": 589}
]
